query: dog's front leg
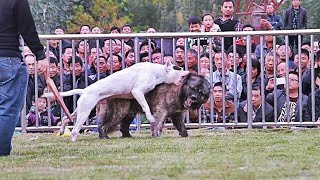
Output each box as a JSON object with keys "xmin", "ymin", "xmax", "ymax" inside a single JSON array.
[
  {"xmin": 171, "ymin": 113, "xmax": 188, "ymax": 137},
  {"xmin": 131, "ymin": 89, "xmax": 155, "ymax": 123},
  {"xmin": 152, "ymin": 111, "xmax": 168, "ymax": 137}
]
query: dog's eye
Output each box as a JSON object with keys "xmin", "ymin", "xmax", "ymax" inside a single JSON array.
[{"xmin": 173, "ymin": 66, "xmax": 182, "ymax": 70}]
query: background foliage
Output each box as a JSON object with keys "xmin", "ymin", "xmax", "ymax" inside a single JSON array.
[{"xmin": 29, "ymin": 0, "xmax": 320, "ymax": 34}]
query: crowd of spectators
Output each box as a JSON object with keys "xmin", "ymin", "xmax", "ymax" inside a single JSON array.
[{"xmin": 22, "ymin": 0, "xmax": 320, "ymax": 128}]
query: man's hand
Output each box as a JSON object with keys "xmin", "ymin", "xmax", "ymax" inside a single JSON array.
[
  {"xmin": 37, "ymin": 58, "xmax": 49, "ymax": 75},
  {"xmin": 260, "ymin": 19, "xmax": 273, "ymax": 30}
]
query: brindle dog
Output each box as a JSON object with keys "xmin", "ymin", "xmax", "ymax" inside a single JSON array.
[{"xmin": 98, "ymin": 74, "xmax": 211, "ymax": 138}]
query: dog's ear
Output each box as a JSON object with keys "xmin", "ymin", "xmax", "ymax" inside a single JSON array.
[{"xmin": 164, "ymin": 59, "xmax": 173, "ymax": 71}]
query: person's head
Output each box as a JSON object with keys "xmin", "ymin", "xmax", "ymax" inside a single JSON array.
[
  {"xmin": 175, "ymin": 46, "xmax": 185, "ymax": 64},
  {"xmin": 266, "ymin": 4, "xmax": 275, "ymax": 15},
  {"xmin": 294, "ymin": 49, "xmax": 309, "ymax": 70},
  {"xmin": 90, "ymin": 47, "xmax": 103, "ymax": 60},
  {"xmin": 32, "ymin": 96, "xmax": 47, "ymax": 112},
  {"xmin": 140, "ymin": 52, "xmax": 149, "ymax": 62},
  {"xmin": 277, "ymin": 44, "xmax": 292, "ymax": 60},
  {"xmin": 125, "ymin": 49, "xmax": 135, "ymax": 67},
  {"xmin": 251, "ymin": 59, "xmax": 261, "ymax": 79},
  {"xmin": 251, "ymin": 85, "xmax": 262, "ymax": 109},
  {"xmin": 201, "ymin": 13, "xmax": 214, "ymax": 30},
  {"xmin": 301, "ymin": 42, "xmax": 311, "ymax": 52},
  {"xmin": 147, "ymin": 28, "xmax": 156, "ymax": 33},
  {"xmin": 265, "ymin": 52, "xmax": 280, "ymax": 71},
  {"xmin": 140, "ymin": 41, "xmax": 155, "ymax": 54},
  {"xmin": 54, "ymin": 27, "xmax": 64, "ymax": 35},
  {"xmin": 213, "ymin": 82, "xmax": 227, "ymax": 102},
  {"xmin": 49, "ymin": 57, "xmax": 59, "ymax": 78},
  {"xmin": 277, "ymin": 62, "xmax": 286, "ymax": 78},
  {"xmin": 221, "ymin": 0, "xmax": 235, "ymax": 18},
  {"xmin": 25, "ymin": 54, "xmax": 36, "ymax": 75},
  {"xmin": 214, "ymin": 51, "xmax": 228, "ymax": 71},
  {"xmin": 92, "ymin": 26, "xmax": 101, "ymax": 34},
  {"xmin": 242, "ymin": 24, "xmax": 255, "ymax": 31},
  {"xmin": 264, "ymin": 35, "xmax": 274, "ymax": 43},
  {"xmin": 200, "ymin": 53, "xmax": 210, "ymax": 70},
  {"xmin": 77, "ymin": 40, "xmax": 90, "ymax": 54},
  {"xmin": 106, "ymin": 54, "xmax": 122, "ymax": 72},
  {"xmin": 187, "ymin": 49, "xmax": 198, "ymax": 69},
  {"xmin": 151, "ymin": 48, "xmax": 162, "ymax": 64},
  {"xmin": 121, "ymin": 24, "xmax": 132, "ymax": 33},
  {"xmin": 191, "ymin": 44, "xmax": 204, "ymax": 54},
  {"xmin": 62, "ymin": 46, "xmax": 73, "ymax": 63},
  {"xmin": 176, "ymin": 38, "xmax": 186, "ymax": 46},
  {"xmin": 227, "ymin": 49, "xmax": 243, "ymax": 68},
  {"xmin": 68, "ymin": 56, "xmax": 83, "ymax": 77},
  {"xmin": 80, "ymin": 25, "xmax": 91, "ymax": 34},
  {"xmin": 103, "ymin": 39, "xmax": 117, "ymax": 55},
  {"xmin": 93, "ymin": 56, "xmax": 108, "ymax": 74},
  {"xmin": 164, "ymin": 54, "xmax": 173, "ymax": 64},
  {"xmin": 291, "ymin": 0, "xmax": 301, "ymax": 8},
  {"xmin": 188, "ymin": 16, "xmax": 201, "ymax": 32},
  {"xmin": 288, "ymin": 71, "xmax": 299, "ymax": 91},
  {"xmin": 112, "ymin": 39, "xmax": 122, "ymax": 54},
  {"xmin": 110, "ymin": 26, "xmax": 121, "ymax": 34}
]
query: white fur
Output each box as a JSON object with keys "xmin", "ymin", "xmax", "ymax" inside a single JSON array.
[{"xmin": 45, "ymin": 61, "xmax": 189, "ymax": 141}]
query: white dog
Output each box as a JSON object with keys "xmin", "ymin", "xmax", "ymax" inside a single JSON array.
[{"xmin": 44, "ymin": 61, "xmax": 189, "ymax": 141}]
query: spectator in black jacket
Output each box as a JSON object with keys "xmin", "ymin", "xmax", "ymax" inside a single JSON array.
[
  {"xmin": 63, "ymin": 56, "xmax": 94, "ymax": 113},
  {"xmin": 0, "ymin": 0, "xmax": 48, "ymax": 156},
  {"xmin": 283, "ymin": 0, "xmax": 308, "ymax": 52}
]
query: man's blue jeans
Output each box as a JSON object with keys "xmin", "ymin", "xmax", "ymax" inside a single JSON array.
[{"xmin": 0, "ymin": 57, "xmax": 28, "ymax": 156}]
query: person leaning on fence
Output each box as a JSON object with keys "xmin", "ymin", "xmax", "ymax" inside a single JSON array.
[
  {"xmin": 303, "ymin": 51, "xmax": 320, "ymax": 121},
  {"xmin": 293, "ymin": 49, "xmax": 311, "ymax": 96},
  {"xmin": 25, "ymin": 54, "xmax": 46, "ymax": 115},
  {"xmin": 26, "ymin": 95, "xmax": 57, "ymax": 127},
  {"xmin": 205, "ymin": 51, "xmax": 242, "ymax": 99},
  {"xmin": 266, "ymin": 71, "xmax": 308, "ymax": 122},
  {"xmin": 240, "ymin": 59, "xmax": 267, "ymax": 102},
  {"xmin": 238, "ymin": 85, "xmax": 274, "ymax": 123},
  {"xmin": 202, "ymin": 82, "xmax": 235, "ymax": 123},
  {"xmin": 0, "ymin": 0, "xmax": 48, "ymax": 156}
]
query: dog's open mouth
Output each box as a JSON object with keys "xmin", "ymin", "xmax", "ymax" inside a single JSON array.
[{"xmin": 184, "ymin": 98, "xmax": 194, "ymax": 108}]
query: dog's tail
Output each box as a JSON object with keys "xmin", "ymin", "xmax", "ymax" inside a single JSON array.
[{"xmin": 42, "ymin": 89, "xmax": 84, "ymax": 98}]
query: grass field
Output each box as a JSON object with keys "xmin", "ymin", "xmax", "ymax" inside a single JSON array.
[{"xmin": 1, "ymin": 128, "xmax": 320, "ymax": 179}]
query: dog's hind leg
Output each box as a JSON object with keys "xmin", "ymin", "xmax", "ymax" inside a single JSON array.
[
  {"xmin": 120, "ymin": 114, "xmax": 135, "ymax": 138},
  {"xmin": 71, "ymin": 95, "xmax": 100, "ymax": 141},
  {"xmin": 131, "ymin": 89, "xmax": 155, "ymax": 123}
]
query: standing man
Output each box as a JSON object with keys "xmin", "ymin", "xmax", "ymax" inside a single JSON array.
[
  {"xmin": 0, "ymin": 0, "xmax": 48, "ymax": 156},
  {"xmin": 214, "ymin": 0, "xmax": 242, "ymax": 51},
  {"xmin": 284, "ymin": 0, "xmax": 307, "ymax": 52}
]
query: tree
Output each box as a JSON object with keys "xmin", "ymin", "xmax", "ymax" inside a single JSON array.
[
  {"xmin": 29, "ymin": 0, "xmax": 79, "ymax": 34},
  {"xmin": 66, "ymin": 0, "xmax": 131, "ymax": 33}
]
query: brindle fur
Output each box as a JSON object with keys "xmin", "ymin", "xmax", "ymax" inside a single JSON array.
[{"xmin": 98, "ymin": 74, "xmax": 211, "ymax": 139}]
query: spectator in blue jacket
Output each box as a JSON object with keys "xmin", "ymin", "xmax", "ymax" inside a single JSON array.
[{"xmin": 266, "ymin": 3, "xmax": 283, "ymax": 30}]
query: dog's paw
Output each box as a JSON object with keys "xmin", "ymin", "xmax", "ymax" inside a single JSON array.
[
  {"xmin": 146, "ymin": 114, "xmax": 156, "ymax": 123},
  {"xmin": 71, "ymin": 132, "xmax": 78, "ymax": 142},
  {"xmin": 180, "ymin": 131, "xmax": 188, "ymax": 137}
]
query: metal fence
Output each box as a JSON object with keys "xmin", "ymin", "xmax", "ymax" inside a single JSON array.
[{"xmin": 16, "ymin": 29, "xmax": 320, "ymax": 133}]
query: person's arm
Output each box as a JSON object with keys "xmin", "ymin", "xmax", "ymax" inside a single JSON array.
[
  {"xmin": 303, "ymin": 9, "xmax": 308, "ymax": 29},
  {"xmin": 254, "ymin": 45, "xmax": 261, "ymax": 61},
  {"xmin": 14, "ymin": 0, "xmax": 45, "ymax": 60},
  {"xmin": 237, "ymin": 103, "xmax": 247, "ymax": 123},
  {"xmin": 283, "ymin": 9, "xmax": 289, "ymax": 30},
  {"xmin": 274, "ymin": 16, "xmax": 284, "ymax": 30}
]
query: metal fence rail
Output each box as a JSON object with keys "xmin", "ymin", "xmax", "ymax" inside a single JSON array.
[{"xmin": 17, "ymin": 29, "xmax": 320, "ymax": 133}]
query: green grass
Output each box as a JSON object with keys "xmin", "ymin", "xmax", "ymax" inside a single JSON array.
[{"xmin": 1, "ymin": 128, "xmax": 320, "ymax": 179}]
